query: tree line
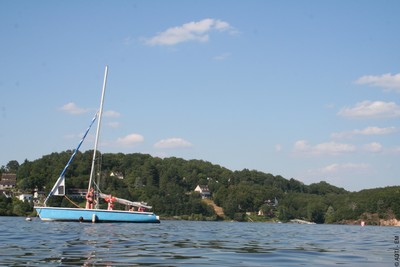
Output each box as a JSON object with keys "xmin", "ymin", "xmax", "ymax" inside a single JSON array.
[{"xmin": 1, "ymin": 151, "xmax": 399, "ymax": 224}]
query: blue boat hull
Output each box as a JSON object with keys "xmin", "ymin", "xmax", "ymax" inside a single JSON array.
[{"xmin": 35, "ymin": 207, "xmax": 160, "ymax": 223}]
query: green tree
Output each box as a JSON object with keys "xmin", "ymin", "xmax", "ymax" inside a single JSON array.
[
  {"xmin": 325, "ymin": 206, "xmax": 335, "ymax": 224},
  {"xmin": 307, "ymin": 202, "xmax": 326, "ymax": 224},
  {"xmin": 0, "ymin": 195, "xmax": 13, "ymax": 215},
  {"xmin": 6, "ymin": 160, "xmax": 20, "ymax": 173},
  {"xmin": 12, "ymin": 198, "xmax": 33, "ymax": 216}
]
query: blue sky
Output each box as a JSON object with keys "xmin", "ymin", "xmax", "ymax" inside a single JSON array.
[{"xmin": 1, "ymin": 1, "xmax": 399, "ymax": 191}]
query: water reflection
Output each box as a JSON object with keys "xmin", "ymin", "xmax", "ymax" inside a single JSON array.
[{"xmin": 0, "ymin": 218, "xmax": 396, "ymax": 266}]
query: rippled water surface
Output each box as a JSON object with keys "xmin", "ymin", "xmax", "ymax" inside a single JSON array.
[{"xmin": 0, "ymin": 217, "xmax": 398, "ymax": 266}]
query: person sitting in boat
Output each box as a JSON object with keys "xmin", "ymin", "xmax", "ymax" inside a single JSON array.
[
  {"xmin": 138, "ymin": 206, "xmax": 146, "ymax": 212},
  {"xmin": 85, "ymin": 188, "xmax": 95, "ymax": 209},
  {"xmin": 105, "ymin": 195, "xmax": 116, "ymax": 210}
]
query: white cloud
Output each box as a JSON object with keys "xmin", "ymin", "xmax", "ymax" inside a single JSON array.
[
  {"xmin": 107, "ymin": 122, "xmax": 120, "ymax": 128},
  {"xmin": 154, "ymin": 138, "xmax": 192, "ymax": 149},
  {"xmin": 275, "ymin": 144, "xmax": 282, "ymax": 152},
  {"xmin": 144, "ymin": 18, "xmax": 235, "ymax": 46},
  {"xmin": 314, "ymin": 142, "xmax": 356, "ymax": 155},
  {"xmin": 103, "ymin": 110, "xmax": 121, "ymax": 118},
  {"xmin": 294, "ymin": 140, "xmax": 309, "ymax": 151},
  {"xmin": 355, "ymin": 73, "xmax": 400, "ymax": 93},
  {"xmin": 116, "ymin": 134, "xmax": 144, "ymax": 146},
  {"xmin": 363, "ymin": 142, "xmax": 383, "ymax": 153},
  {"xmin": 293, "ymin": 140, "xmax": 355, "ymax": 155},
  {"xmin": 303, "ymin": 162, "xmax": 372, "ymax": 191},
  {"xmin": 338, "ymin": 101, "xmax": 400, "ymax": 119},
  {"xmin": 60, "ymin": 102, "xmax": 89, "ymax": 115},
  {"xmin": 331, "ymin": 126, "xmax": 398, "ymax": 138},
  {"xmin": 319, "ymin": 163, "xmax": 370, "ymax": 174}
]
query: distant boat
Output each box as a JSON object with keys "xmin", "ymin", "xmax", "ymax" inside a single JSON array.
[
  {"xmin": 289, "ymin": 219, "xmax": 316, "ymax": 225},
  {"xmin": 34, "ymin": 66, "xmax": 160, "ymax": 223}
]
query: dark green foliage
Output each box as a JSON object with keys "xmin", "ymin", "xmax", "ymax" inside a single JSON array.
[
  {"xmin": 308, "ymin": 181, "xmax": 347, "ymax": 195},
  {"xmin": 0, "ymin": 195, "xmax": 33, "ymax": 216},
  {"xmin": 0, "ymin": 195, "xmax": 13, "ymax": 216},
  {"xmin": 3, "ymin": 154, "xmax": 400, "ymax": 222},
  {"xmin": 6, "ymin": 160, "xmax": 20, "ymax": 173},
  {"xmin": 12, "ymin": 198, "xmax": 33, "ymax": 216}
]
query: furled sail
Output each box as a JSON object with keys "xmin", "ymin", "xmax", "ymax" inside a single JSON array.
[{"xmin": 99, "ymin": 193, "xmax": 152, "ymax": 209}]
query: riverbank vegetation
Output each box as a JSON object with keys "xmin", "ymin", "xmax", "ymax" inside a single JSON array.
[{"xmin": 1, "ymin": 151, "xmax": 399, "ymax": 224}]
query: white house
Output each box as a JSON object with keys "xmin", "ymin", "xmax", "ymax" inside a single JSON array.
[
  {"xmin": 110, "ymin": 172, "xmax": 124, "ymax": 179},
  {"xmin": 18, "ymin": 194, "xmax": 33, "ymax": 202},
  {"xmin": 194, "ymin": 185, "xmax": 211, "ymax": 199}
]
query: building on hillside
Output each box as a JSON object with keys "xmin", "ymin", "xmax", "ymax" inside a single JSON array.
[
  {"xmin": 110, "ymin": 171, "xmax": 124, "ymax": 179},
  {"xmin": 194, "ymin": 185, "xmax": 211, "ymax": 199},
  {"xmin": 67, "ymin": 188, "xmax": 87, "ymax": 198},
  {"xmin": 0, "ymin": 173, "xmax": 17, "ymax": 190},
  {"xmin": 258, "ymin": 197, "xmax": 279, "ymax": 216},
  {"xmin": 18, "ymin": 194, "xmax": 33, "ymax": 202},
  {"xmin": 33, "ymin": 189, "xmax": 46, "ymax": 205},
  {"xmin": 0, "ymin": 190, "xmax": 12, "ymax": 198},
  {"xmin": 265, "ymin": 197, "xmax": 279, "ymax": 207}
]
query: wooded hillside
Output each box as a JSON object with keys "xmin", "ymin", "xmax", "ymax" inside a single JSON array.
[{"xmin": 1, "ymin": 151, "xmax": 399, "ymax": 224}]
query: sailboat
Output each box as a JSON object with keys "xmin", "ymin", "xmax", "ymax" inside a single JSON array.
[{"xmin": 34, "ymin": 66, "xmax": 160, "ymax": 223}]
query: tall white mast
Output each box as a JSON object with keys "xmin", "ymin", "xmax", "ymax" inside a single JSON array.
[{"xmin": 88, "ymin": 66, "xmax": 108, "ymax": 199}]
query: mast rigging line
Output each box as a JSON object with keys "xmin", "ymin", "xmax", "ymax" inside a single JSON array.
[{"xmin": 43, "ymin": 112, "xmax": 98, "ymax": 206}]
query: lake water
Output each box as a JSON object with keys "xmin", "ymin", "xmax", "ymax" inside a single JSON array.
[{"xmin": 0, "ymin": 217, "xmax": 398, "ymax": 266}]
